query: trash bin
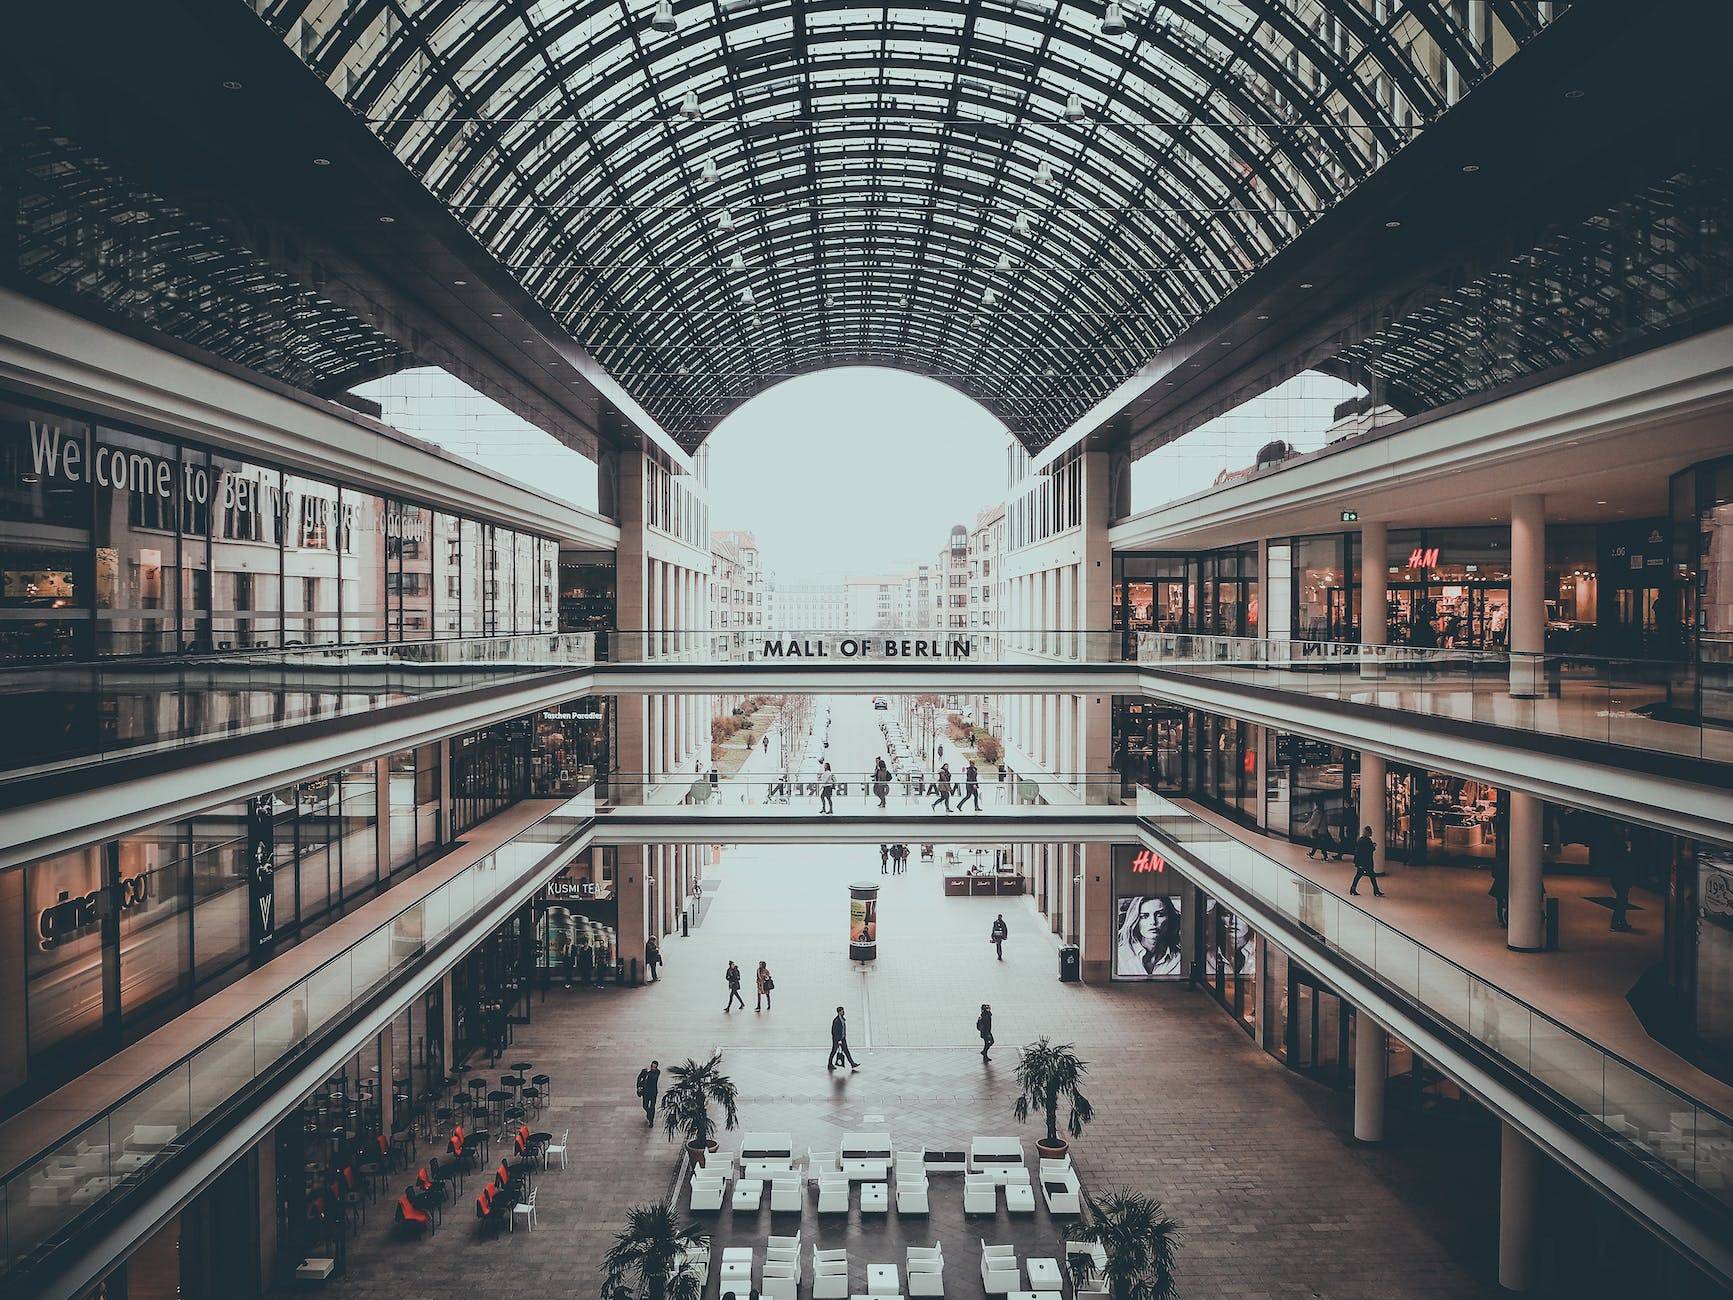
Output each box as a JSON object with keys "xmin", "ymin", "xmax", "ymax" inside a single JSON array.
[
  {"xmin": 1543, "ymin": 897, "xmax": 1561, "ymax": 952},
  {"xmin": 1058, "ymin": 945, "xmax": 1081, "ymax": 983},
  {"xmin": 626, "ymin": 957, "xmax": 640, "ymax": 985}
]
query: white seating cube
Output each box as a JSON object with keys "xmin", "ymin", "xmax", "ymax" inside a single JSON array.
[
  {"xmin": 732, "ymin": 1177, "xmax": 765, "ymax": 1211},
  {"xmin": 963, "ymin": 1172, "xmax": 997, "ymax": 1214},
  {"xmin": 860, "ymin": 1182, "xmax": 889, "ymax": 1214}
]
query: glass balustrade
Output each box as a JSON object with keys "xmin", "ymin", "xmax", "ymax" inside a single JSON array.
[
  {"xmin": 597, "ymin": 628, "xmax": 1129, "ymax": 665},
  {"xmin": 1137, "ymin": 634, "xmax": 1732, "ymax": 762},
  {"xmin": 0, "ymin": 794, "xmax": 592, "ymax": 1274},
  {"xmin": 0, "ymin": 633, "xmax": 597, "ymax": 781},
  {"xmin": 595, "ymin": 769, "xmax": 1133, "ymax": 810},
  {"xmin": 1138, "ymin": 791, "xmax": 1733, "ymax": 1210}
]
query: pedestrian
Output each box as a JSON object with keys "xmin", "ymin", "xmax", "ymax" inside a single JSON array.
[
  {"xmin": 828, "ymin": 1005, "xmax": 860, "ymax": 1071},
  {"xmin": 820, "ymin": 763, "xmax": 836, "ymax": 815},
  {"xmin": 763, "ymin": 735, "xmax": 769, "ymax": 753},
  {"xmin": 1348, "ymin": 826, "xmax": 1385, "ymax": 896},
  {"xmin": 990, "ymin": 912, "xmax": 1009, "ymax": 960},
  {"xmin": 724, "ymin": 960, "xmax": 746, "ymax": 1012},
  {"xmin": 645, "ymin": 935, "xmax": 663, "ymax": 982},
  {"xmin": 880, "ymin": 843, "xmax": 890, "ymax": 874},
  {"xmin": 1301, "ymin": 802, "xmax": 1329, "ymax": 860},
  {"xmin": 958, "ymin": 760, "xmax": 982, "ymax": 811},
  {"xmin": 594, "ymin": 940, "xmax": 611, "ymax": 987},
  {"xmin": 564, "ymin": 940, "xmax": 577, "ymax": 990},
  {"xmin": 756, "ymin": 960, "xmax": 774, "ymax": 1011},
  {"xmin": 1489, "ymin": 859, "xmax": 1510, "ymax": 927},
  {"xmin": 1608, "ymin": 848, "xmax": 1637, "ymax": 933},
  {"xmin": 931, "ymin": 762, "xmax": 953, "ymax": 812},
  {"xmin": 976, "ymin": 1003, "xmax": 994, "ymax": 1062},
  {"xmin": 636, "ymin": 1059, "xmax": 660, "ymax": 1125},
  {"xmin": 873, "ymin": 757, "xmax": 890, "ymax": 809},
  {"xmin": 576, "ymin": 941, "xmax": 594, "ymax": 986}
]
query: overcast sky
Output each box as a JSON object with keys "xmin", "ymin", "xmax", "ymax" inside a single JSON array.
[{"xmin": 706, "ymin": 367, "xmax": 1009, "ymax": 582}]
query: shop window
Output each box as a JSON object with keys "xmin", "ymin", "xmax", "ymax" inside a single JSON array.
[
  {"xmin": 210, "ymin": 453, "xmax": 282, "ymax": 651},
  {"xmin": 338, "ymin": 761, "xmax": 379, "ymax": 899},
  {"xmin": 295, "ymin": 777, "xmax": 338, "ymax": 926},
  {"xmin": 340, "ymin": 488, "xmax": 387, "ymax": 644},
  {"xmin": 388, "ymin": 749, "xmax": 419, "ymax": 874},
  {"xmin": 93, "ymin": 426, "xmax": 181, "ymax": 657},
  {"xmin": 25, "ymin": 846, "xmax": 107, "ymax": 1057},
  {"xmin": 190, "ymin": 802, "xmax": 249, "ymax": 981},
  {"xmin": 0, "ymin": 398, "xmax": 93, "ymax": 663},
  {"xmin": 116, "ymin": 826, "xmax": 190, "ymax": 1020}
]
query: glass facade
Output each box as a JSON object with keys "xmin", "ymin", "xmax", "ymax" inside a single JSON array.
[
  {"xmin": 0, "ymin": 391, "xmax": 561, "ymax": 664},
  {"xmin": 1112, "ymin": 546, "xmax": 1259, "ymax": 643}
]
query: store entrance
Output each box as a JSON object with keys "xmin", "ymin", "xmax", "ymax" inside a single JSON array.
[
  {"xmin": 1288, "ymin": 969, "xmax": 1349, "ymax": 1086},
  {"xmin": 1387, "ymin": 582, "xmax": 1510, "ymax": 649}
]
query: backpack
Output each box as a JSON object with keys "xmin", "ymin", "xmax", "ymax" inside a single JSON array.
[{"xmin": 635, "ymin": 1068, "xmax": 649, "ymax": 1096}]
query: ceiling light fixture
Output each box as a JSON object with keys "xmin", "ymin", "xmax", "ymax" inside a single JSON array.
[
  {"xmin": 1064, "ymin": 92, "xmax": 1085, "ymax": 122},
  {"xmin": 651, "ymin": 0, "xmax": 677, "ymax": 32},
  {"xmin": 701, "ymin": 158, "xmax": 718, "ymax": 183},
  {"xmin": 1100, "ymin": 1, "xmax": 1126, "ymax": 35},
  {"xmin": 453, "ymin": 279, "xmax": 467, "ymax": 286},
  {"xmin": 1384, "ymin": 219, "xmax": 1401, "ymax": 228},
  {"xmin": 1035, "ymin": 160, "xmax": 1056, "ymax": 187},
  {"xmin": 1298, "ymin": 281, "xmax": 1314, "ymax": 289},
  {"xmin": 312, "ymin": 157, "xmax": 332, "ymax": 167},
  {"xmin": 740, "ymin": 287, "xmax": 754, "ymax": 305},
  {"xmin": 679, "ymin": 90, "xmax": 701, "ymax": 120},
  {"xmin": 718, "ymin": 209, "xmax": 736, "ymax": 230},
  {"xmin": 1563, "ymin": 88, "xmax": 1585, "ymax": 100},
  {"xmin": 1014, "ymin": 211, "xmax": 1031, "ymax": 236},
  {"xmin": 378, "ymin": 215, "xmax": 395, "ymax": 224},
  {"xmin": 996, "ymin": 252, "xmax": 1013, "ymax": 271},
  {"xmin": 222, "ymin": 80, "xmax": 243, "ymax": 91},
  {"xmin": 983, "ymin": 288, "xmax": 999, "ymax": 305},
  {"xmin": 1461, "ymin": 163, "xmax": 1480, "ymax": 174},
  {"xmin": 728, "ymin": 252, "xmax": 746, "ymax": 272}
]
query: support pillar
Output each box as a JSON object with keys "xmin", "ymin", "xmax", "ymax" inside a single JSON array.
[
  {"xmin": 1507, "ymin": 791, "xmax": 1545, "ymax": 951},
  {"xmin": 616, "ymin": 845, "xmax": 648, "ymax": 985},
  {"xmin": 1509, "ymin": 494, "xmax": 1545, "ymax": 697},
  {"xmin": 439, "ymin": 971, "xmax": 455, "ymax": 1072},
  {"xmin": 1360, "ymin": 520, "xmax": 1388, "ymax": 679},
  {"xmin": 1359, "ymin": 750, "xmax": 1387, "ymax": 874},
  {"xmin": 376, "ymin": 1028, "xmax": 395, "ymax": 1140},
  {"xmin": 1353, "ymin": 1011, "xmax": 1387, "ymax": 1143},
  {"xmin": 1499, "ymin": 1122, "xmax": 1540, "ymax": 1292},
  {"xmin": 1079, "ymin": 842, "xmax": 1112, "ymax": 982},
  {"xmin": 1178, "ymin": 879, "xmax": 1200, "ymax": 986}
]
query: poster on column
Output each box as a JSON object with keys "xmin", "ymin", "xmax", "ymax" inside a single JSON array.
[
  {"xmin": 849, "ymin": 882, "xmax": 879, "ymax": 961},
  {"xmin": 246, "ymin": 791, "xmax": 280, "ymax": 952},
  {"xmin": 536, "ymin": 871, "xmax": 618, "ymax": 971}
]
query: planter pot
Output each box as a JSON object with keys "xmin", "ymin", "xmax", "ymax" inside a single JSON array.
[
  {"xmin": 688, "ymin": 1139, "xmax": 719, "ymax": 1167},
  {"xmin": 1036, "ymin": 1138, "xmax": 1069, "ymax": 1161}
]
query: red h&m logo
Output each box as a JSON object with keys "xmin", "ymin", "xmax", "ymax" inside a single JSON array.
[
  {"xmin": 1406, "ymin": 546, "xmax": 1440, "ymax": 570},
  {"xmin": 1131, "ymin": 849, "xmax": 1166, "ymax": 873}
]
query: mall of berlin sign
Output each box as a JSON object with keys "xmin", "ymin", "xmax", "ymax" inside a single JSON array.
[{"xmin": 761, "ymin": 637, "xmax": 974, "ymax": 659}]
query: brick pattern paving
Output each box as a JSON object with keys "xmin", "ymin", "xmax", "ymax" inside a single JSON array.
[{"xmin": 318, "ymin": 829, "xmax": 1500, "ymax": 1299}]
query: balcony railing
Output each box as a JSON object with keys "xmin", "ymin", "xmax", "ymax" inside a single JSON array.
[
  {"xmin": 1136, "ymin": 634, "xmax": 1733, "ymax": 763},
  {"xmin": 596, "ymin": 769, "xmax": 1133, "ymax": 809},
  {"xmin": 1140, "ymin": 792, "xmax": 1733, "ymax": 1212},
  {"xmin": 0, "ymin": 633, "xmax": 596, "ymax": 782},
  {"xmin": 0, "ymin": 794, "xmax": 592, "ymax": 1277},
  {"xmin": 598, "ymin": 628, "xmax": 1128, "ymax": 664}
]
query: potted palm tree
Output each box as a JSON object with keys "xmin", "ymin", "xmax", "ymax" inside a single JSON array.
[
  {"xmin": 1070, "ymin": 1189, "xmax": 1182, "ymax": 1300},
  {"xmin": 1013, "ymin": 1037, "xmax": 1095, "ymax": 1159},
  {"xmin": 602, "ymin": 1203, "xmax": 709, "ymax": 1300},
  {"xmin": 659, "ymin": 1052, "xmax": 739, "ymax": 1167}
]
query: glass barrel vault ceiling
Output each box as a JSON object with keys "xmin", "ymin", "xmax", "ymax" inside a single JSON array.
[{"xmin": 257, "ymin": 0, "xmax": 1567, "ymax": 452}]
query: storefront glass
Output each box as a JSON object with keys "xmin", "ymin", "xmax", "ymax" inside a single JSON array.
[
  {"xmin": 116, "ymin": 826, "xmax": 190, "ymax": 1020},
  {"xmin": 1385, "ymin": 527, "xmax": 1511, "ymax": 648},
  {"xmin": 1291, "ymin": 533, "xmax": 1357, "ymax": 641},
  {"xmin": 559, "ymin": 551, "xmax": 618, "ymax": 632},
  {"xmin": 25, "ymin": 846, "xmax": 107, "ymax": 1059},
  {"xmin": 0, "ymin": 391, "xmax": 560, "ymax": 663}
]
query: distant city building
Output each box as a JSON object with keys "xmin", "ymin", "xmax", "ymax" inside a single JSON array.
[{"xmin": 772, "ymin": 580, "xmax": 849, "ymax": 631}]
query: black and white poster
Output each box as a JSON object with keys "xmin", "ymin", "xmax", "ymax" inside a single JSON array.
[{"xmin": 1114, "ymin": 894, "xmax": 1183, "ymax": 979}]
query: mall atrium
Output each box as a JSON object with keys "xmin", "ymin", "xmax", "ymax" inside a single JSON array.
[{"xmin": 1, "ymin": 1, "xmax": 1732, "ymax": 1297}]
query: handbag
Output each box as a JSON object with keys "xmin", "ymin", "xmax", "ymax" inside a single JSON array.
[{"xmin": 766, "ymin": 977, "xmax": 775, "ymax": 991}]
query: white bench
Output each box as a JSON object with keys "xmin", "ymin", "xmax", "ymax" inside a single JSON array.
[{"xmin": 969, "ymin": 1136, "xmax": 1025, "ymax": 1182}]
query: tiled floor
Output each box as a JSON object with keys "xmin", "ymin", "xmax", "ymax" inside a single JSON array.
[{"xmin": 322, "ymin": 835, "xmax": 1504, "ymax": 1299}]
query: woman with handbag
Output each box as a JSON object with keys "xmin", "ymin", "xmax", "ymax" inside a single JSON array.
[{"xmin": 756, "ymin": 960, "xmax": 775, "ymax": 1012}]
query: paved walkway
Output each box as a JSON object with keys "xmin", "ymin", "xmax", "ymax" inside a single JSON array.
[{"xmin": 325, "ymin": 837, "xmax": 1503, "ymax": 1299}]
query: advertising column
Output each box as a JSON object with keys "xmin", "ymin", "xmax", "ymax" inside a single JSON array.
[
  {"xmin": 849, "ymin": 882, "xmax": 879, "ymax": 961},
  {"xmin": 246, "ymin": 791, "xmax": 279, "ymax": 959}
]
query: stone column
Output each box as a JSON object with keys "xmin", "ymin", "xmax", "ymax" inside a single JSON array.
[
  {"xmin": 1359, "ymin": 750, "xmax": 1387, "ymax": 874},
  {"xmin": 377, "ymin": 1028, "xmax": 395, "ymax": 1139},
  {"xmin": 439, "ymin": 971, "xmax": 455, "ymax": 1072},
  {"xmin": 1509, "ymin": 494, "xmax": 1545, "ymax": 697},
  {"xmin": 1507, "ymin": 791, "xmax": 1546, "ymax": 951},
  {"xmin": 1178, "ymin": 879, "xmax": 1199, "ymax": 985},
  {"xmin": 1361, "ymin": 520, "xmax": 1388, "ymax": 680},
  {"xmin": 1353, "ymin": 1011, "xmax": 1387, "ymax": 1143},
  {"xmin": 647, "ymin": 556, "xmax": 662, "ymax": 660},
  {"xmin": 1499, "ymin": 1122, "xmax": 1540, "ymax": 1291},
  {"xmin": 616, "ymin": 845, "xmax": 648, "ymax": 985},
  {"xmin": 1079, "ymin": 843, "xmax": 1112, "ymax": 981}
]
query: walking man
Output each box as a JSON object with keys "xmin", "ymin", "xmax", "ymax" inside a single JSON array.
[
  {"xmin": 636, "ymin": 1059, "xmax": 660, "ymax": 1125},
  {"xmin": 829, "ymin": 1006, "xmax": 860, "ymax": 1071},
  {"xmin": 724, "ymin": 960, "xmax": 746, "ymax": 1012},
  {"xmin": 958, "ymin": 761, "xmax": 982, "ymax": 812},
  {"xmin": 976, "ymin": 1003, "xmax": 994, "ymax": 1062},
  {"xmin": 645, "ymin": 936, "xmax": 663, "ymax": 982},
  {"xmin": 990, "ymin": 912, "xmax": 1009, "ymax": 960},
  {"xmin": 931, "ymin": 763, "xmax": 953, "ymax": 812},
  {"xmin": 1348, "ymin": 826, "xmax": 1386, "ymax": 897}
]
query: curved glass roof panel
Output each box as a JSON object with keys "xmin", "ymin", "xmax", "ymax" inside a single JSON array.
[{"xmin": 265, "ymin": 0, "xmax": 1566, "ymax": 450}]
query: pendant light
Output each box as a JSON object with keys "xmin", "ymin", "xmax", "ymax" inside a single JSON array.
[
  {"xmin": 740, "ymin": 286, "xmax": 755, "ymax": 305},
  {"xmin": 1064, "ymin": 92, "xmax": 1085, "ymax": 122},
  {"xmin": 983, "ymin": 287, "xmax": 1000, "ymax": 305},
  {"xmin": 1014, "ymin": 211, "xmax": 1031, "ymax": 236},
  {"xmin": 728, "ymin": 252, "xmax": 746, "ymax": 272},
  {"xmin": 679, "ymin": 90, "xmax": 701, "ymax": 120},
  {"xmin": 1100, "ymin": 1, "xmax": 1126, "ymax": 35},
  {"xmin": 996, "ymin": 252, "xmax": 1013, "ymax": 271},
  {"xmin": 718, "ymin": 209, "xmax": 736, "ymax": 230},
  {"xmin": 1035, "ymin": 160, "xmax": 1055, "ymax": 187},
  {"xmin": 651, "ymin": 0, "xmax": 676, "ymax": 32},
  {"xmin": 701, "ymin": 158, "xmax": 718, "ymax": 183}
]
